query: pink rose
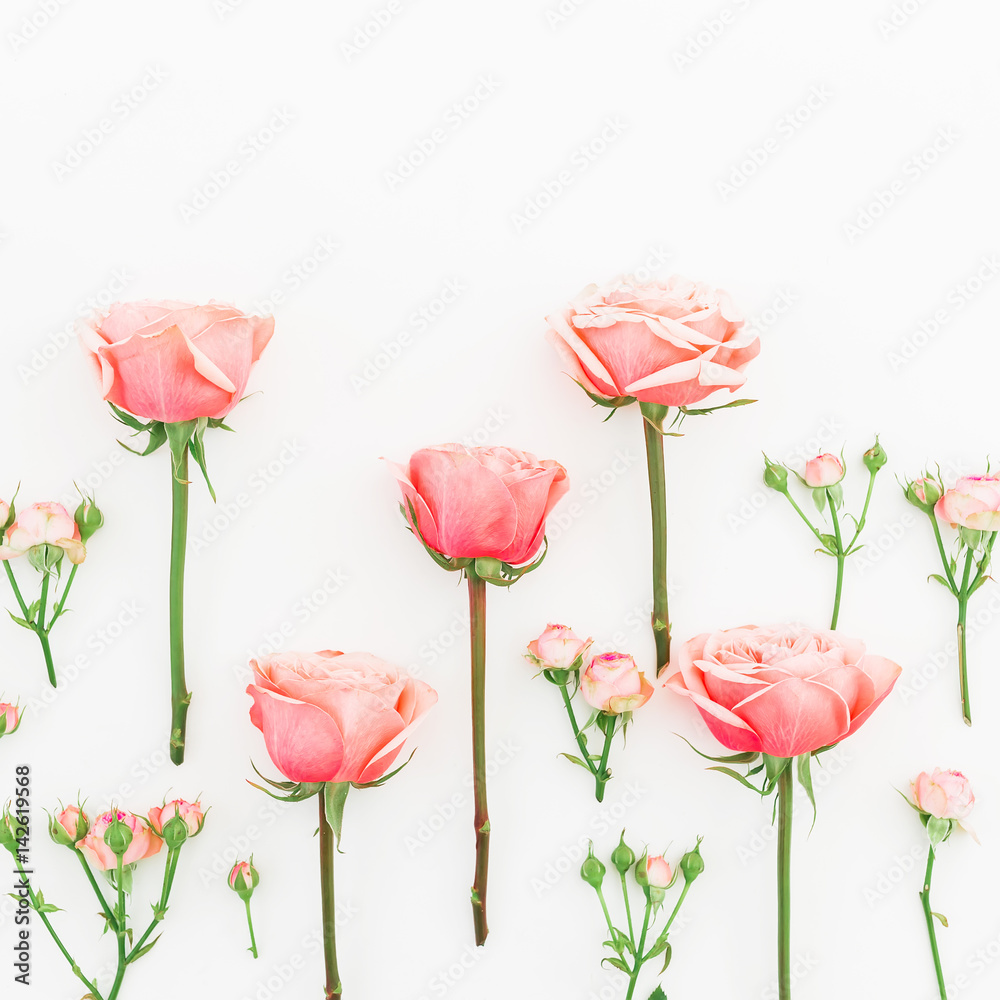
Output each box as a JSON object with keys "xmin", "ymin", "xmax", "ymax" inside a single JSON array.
[
  {"xmin": 148, "ymin": 799, "xmax": 206, "ymax": 839},
  {"xmin": 54, "ymin": 805, "xmax": 89, "ymax": 842},
  {"xmin": 645, "ymin": 854, "xmax": 673, "ymax": 889},
  {"xmin": 78, "ymin": 809, "xmax": 163, "ymax": 870},
  {"xmin": 229, "ymin": 860, "xmax": 259, "ymax": 894},
  {"xmin": 80, "ymin": 300, "xmax": 274, "ymax": 424},
  {"xmin": 911, "ymin": 769, "xmax": 974, "ymax": 820},
  {"xmin": 247, "ymin": 650, "xmax": 438, "ymax": 785},
  {"xmin": 0, "ymin": 702, "xmax": 19, "ymax": 737},
  {"xmin": 935, "ymin": 476, "xmax": 1000, "ymax": 532},
  {"xmin": 581, "ymin": 652, "xmax": 654, "ymax": 714},
  {"xmin": 0, "ymin": 502, "xmax": 85, "ymax": 565},
  {"xmin": 388, "ymin": 444, "xmax": 569, "ymax": 565},
  {"xmin": 804, "ymin": 454, "xmax": 844, "ymax": 488},
  {"xmin": 546, "ymin": 275, "xmax": 759, "ymax": 407},
  {"xmin": 666, "ymin": 625, "xmax": 901, "ymax": 758},
  {"xmin": 525, "ymin": 624, "xmax": 593, "ymax": 671}
]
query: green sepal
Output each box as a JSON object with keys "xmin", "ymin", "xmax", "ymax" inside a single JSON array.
[
  {"xmin": 796, "ymin": 753, "xmax": 817, "ymax": 832},
  {"xmin": 818, "ymin": 533, "xmax": 839, "ymax": 555},
  {"xmin": 400, "ymin": 499, "xmax": 473, "ymax": 574},
  {"xmin": 925, "ymin": 815, "xmax": 953, "ymax": 848},
  {"xmin": 108, "ymin": 402, "xmax": 148, "ymax": 431},
  {"xmin": 707, "ymin": 766, "xmax": 768, "ymax": 794},
  {"xmin": 677, "ymin": 397, "xmax": 756, "ymax": 419},
  {"xmin": 7, "ymin": 611, "xmax": 34, "ymax": 631},
  {"xmin": 351, "ymin": 749, "xmax": 416, "ymax": 788},
  {"xmin": 812, "ymin": 488, "xmax": 827, "ymax": 515},
  {"xmin": 763, "ymin": 755, "xmax": 791, "ymax": 783},
  {"xmin": 164, "ymin": 420, "xmax": 197, "ymax": 482},
  {"xmin": 601, "ymin": 957, "xmax": 631, "ymax": 975},
  {"xmin": 676, "ymin": 735, "xmax": 760, "ymax": 766},
  {"xmin": 645, "ymin": 935, "xmax": 670, "ymax": 961},
  {"xmin": 606, "ymin": 926, "xmax": 633, "ymax": 955},
  {"xmin": 571, "ymin": 378, "xmax": 635, "ymax": 412},
  {"xmin": 324, "ymin": 781, "xmax": 350, "ymax": 852},
  {"xmin": 559, "ymin": 753, "xmax": 595, "ymax": 773},
  {"xmin": 639, "ymin": 401, "xmax": 671, "ymax": 434},
  {"xmin": 927, "ymin": 573, "xmax": 953, "ymax": 591},
  {"xmin": 247, "ymin": 761, "xmax": 324, "ymax": 802},
  {"xmin": 187, "ymin": 417, "xmax": 217, "ymax": 501},
  {"xmin": 472, "ymin": 539, "xmax": 549, "ymax": 589}
]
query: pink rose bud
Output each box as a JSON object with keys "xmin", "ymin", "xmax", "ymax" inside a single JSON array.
[
  {"xmin": 229, "ymin": 859, "xmax": 260, "ymax": 899},
  {"xmin": 580, "ymin": 652, "xmax": 654, "ymax": 715},
  {"xmin": 804, "ymin": 454, "xmax": 845, "ymax": 488},
  {"xmin": 49, "ymin": 804, "xmax": 90, "ymax": 847},
  {"xmin": 911, "ymin": 769, "xmax": 975, "ymax": 820},
  {"xmin": 148, "ymin": 798, "xmax": 206, "ymax": 848},
  {"xmin": 0, "ymin": 502, "xmax": 86, "ymax": 568},
  {"xmin": 78, "ymin": 809, "xmax": 162, "ymax": 871},
  {"xmin": 525, "ymin": 624, "xmax": 593, "ymax": 672},
  {"xmin": 0, "ymin": 702, "xmax": 20, "ymax": 738},
  {"xmin": 645, "ymin": 854, "xmax": 673, "ymax": 889},
  {"xmin": 935, "ymin": 476, "xmax": 1000, "ymax": 532}
]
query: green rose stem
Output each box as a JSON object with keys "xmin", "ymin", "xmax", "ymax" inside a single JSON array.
[
  {"xmin": 956, "ymin": 547, "xmax": 975, "ymax": 727},
  {"xmin": 3, "ymin": 562, "xmax": 58, "ymax": 686},
  {"xmin": 11, "ymin": 855, "xmax": 103, "ymax": 999},
  {"xmin": 76, "ymin": 851, "xmax": 118, "ymax": 933},
  {"xmin": 244, "ymin": 898, "xmax": 259, "ymax": 959},
  {"xmin": 557, "ymin": 685, "xmax": 616, "ymax": 802},
  {"xmin": 318, "ymin": 792, "xmax": 342, "ymax": 999},
  {"xmin": 169, "ymin": 446, "xmax": 192, "ymax": 764},
  {"xmin": 828, "ymin": 496, "xmax": 845, "ymax": 629},
  {"xmin": 624, "ymin": 898, "xmax": 653, "ymax": 1000},
  {"xmin": 920, "ymin": 845, "xmax": 948, "ymax": 1000},
  {"xmin": 640, "ymin": 402, "xmax": 670, "ymax": 676},
  {"xmin": 127, "ymin": 847, "xmax": 180, "ymax": 962},
  {"xmin": 776, "ymin": 765, "xmax": 793, "ymax": 1000},
  {"xmin": 108, "ymin": 853, "xmax": 127, "ymax": 1000},
  {"xmin": 468, "ymin": 567, "xmax": 490, "ymax": 946},
  {"xmin": 593, "ymin": 716, "xmax": 616, "ymax": 803}
]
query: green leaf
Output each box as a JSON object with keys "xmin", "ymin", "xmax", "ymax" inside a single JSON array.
[
  {"xmin": 7, "ymin": 611, "xmax": 34, "ymax": 631},
  {"xmin": 559, "ymin": 753, "xmax": 596, "ymax": 774},
  {"xmin": 677, "ymin": 398, "xmax": 756, "ymax": 417},
  {"xmin": 796, "ymin": 753, "xmax": 817, "ymax": 832},
  {"xmin": 927, "ymin": 573, "xmax": 953, "ymax": 591},
  {"xmin": 601, "ymin": 957, "xmax": 631, "ymax": 975},
  {"xmin": 676, "ymin": 735, "xmax": 759, "ymax": 765},
  {"xmin": 812, "ymin": 489, "xmax": 827, "ymax": 515},
  {"xmin": 931, "ymin": 911, "xmax": 949, "ymax": 928},
  {"xmin": 818, "ymin": 533, "xmax": 839, "ymax": 554},
  {"xmin": 126, "ymin": 933, "xmax": 162, "ymax": 963},
  {"xmin": 324, "ymin": 782, "xmax": 350, "ymax": 852},
  {"xmin": 649, "ymin": 984, "xmax": 669, "ymax": 1000}
]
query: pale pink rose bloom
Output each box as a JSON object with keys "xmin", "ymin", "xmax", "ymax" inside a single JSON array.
[
  {"xmin": 935, "ymin": 476, "xmax": 1000, "ymax": 532},
  {"xmin": 0, "ymin": 502, "xmax": 85, "ymax": 565},
  {"xmin": 387, "ymin": 444, "xmax": 569, "ymax": 565},
  {"xmin": 55, "ymin": 804, "xmax": 89, "ymax": 841},
  {"xmin": 78, "ymin": 810, "xmax": 163, "ymax": 870},
  {"xmin": 581, "ymin": 652, "xmax": 654, "ymax": 714},
  {"xmin": 0, "ymin": 702, "xmax": 19, "ymax": 735},
  {"xmin": 148, "ymin": 799, "xmax": 205, "ymax": 837},
  {"xmin": 526, "ymin": 624, "xmax": 593, "ymax": 671},
  {"xmin": 804, "ymin": 454, "xmax": 844, "ymax": 488},
  {"xmin": 80, "ymin": 300, "xmax": 274, "ymax": 424},
  {"xmin": 911, "ymin": 769, "xmax": 974, "ymax": 820},
  {"xmin": 646, "ymin": 854, "xmax": 673, "ymax": 888},
  {"xmin": 247, "ymin": 650, "xmax": 438, "ymax": 785},
  {"xmin": 666, "ymin": 625, "xmax": 901, "ymax": 759},
  {"xmin": 546, "ymin": 275, "xmax": 759, "ymax": 407}
]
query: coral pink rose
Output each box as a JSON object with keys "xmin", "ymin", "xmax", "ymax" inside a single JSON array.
[
  {"xmin": 0, "ymin": 702, "xmax": 20, "ymax": 736},
  {"xmin": 581, "ymin": 652, "xmax": 654, "ymax": 714},
  {"xmin": 525, "ymin": 624, "xmax": 593, "ymax": 671},
  {"xmin": 247, "ymin": 650, "xmax": 438, "ymax": 785},
  {"xmin": 53, "ymin": 804, "xmax": 89, "ymax": 842},
  {"xmin": 148, "ymin": 799, "xmax": 205, "ymax": 838},
  {"xmin": 804, "ymin": 454, "xmax": 844, "ymax": 488},
  {"xmin": 666, "ymin": 625, "xmax": 901, "ymax": 758},
  {"xmin": 911, "ymin": 769, "xmax": 974, "ymax": 820},
  {"xmin": 388, "ymin": 444, "xmax": 569, "ymax": 565},
  {"xmin": 0, "ymin": 502, "xmax": 85, "ymax": 565},
  {"xmin": 546, "ymin": 275, "xmax": 759, "ymax": 407},
  {"xmin": 80, "ymin": 300, "xmax": 274, "ymax": 424},
  {"xmin": 935, "ymin": 476, "xmax": 1000, "ymax": 532},
  {"xmin": 78, "ymin": 809, "xmax": 162, "ymax": 870},
  {"xmin": 645, "ymin": 854, "xmax": 673, "ymax": 888}
]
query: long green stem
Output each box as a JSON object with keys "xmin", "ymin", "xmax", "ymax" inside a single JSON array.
[
  {"xmin": 620, "ymin": 871, "xmax": 635, "ymax": 946},
  {"xmin": 244, "ymin": 898, "xmax": 259, "ymax": 959},
  {"xmin": 50, "ymin": 563, "xmax": 79, "ymax": 622},
  {"xmin": 780, "ymin": 491, "xmax": 825, "ymax": 544},
  {"xmin": 594, "ymin": 884, "xmax": 617, "ymax": 941},
  {"xmin": 169, "ymin": 449, "xmax": 191, "ymax": 765},
  {"xmin": 929, "ymin": 515, "xmax": 959, "ymax": 593},
  {"xmin": 957, "ymin": 548, "xmax": 975, "ymax": 727},
  {"xmin": 468, "ymin": 569, "xmax": 490, "ymax": 946},
  {"xmin": 76, "ymin": 851, "xmax": 118, "ymax": 933},
  {"xmin": 777, "ymin": 766, "xmax": 793, "ymax": 1000},
  {"xmin": 107, "ymin": 856, "xmax": 127, "ymax": 1000},
  {"xmin": 319, "ymin": 793, "xmax": 342, "ymax": 999},
  {"xmin": 593, "ymin": 716, "xmax": 616, "ymax": 803},
  {"xmin": 920, "ymin": 845, "xmax": 948, "ymax": 999},
  {"xmin": 36, "ymin": 570, "xmax": 56, "ymax": 686},
  {"xmin": 558, "ymin": 682, "xmax": 596, "ymax": 776},
  {"xmin": 12, "ymin": 857, "xmax": 104, "ymax": 999},
  {"xmin": 829, "ymin": 497, "xmax": 845, "ymax": 630},
  {"xmin": 126, "ymin": 847, "xmax": 180, "ymax": 962},
  {"xmin": 656, "ymin": 881, "xmax": 692, "ymax": 945},
  {"xmin": 625, "ymin": 899, "xmax": 652, "ymax": 1000},
  {"xmin": 3, "ymin": 560, "xmax": 29, "ymax": 619},
  {"xmin": 846, "ymin": 471, "xmax": 877, "ymax": 549},
  {"xmin": 640, "ymin": 405, "xmax": 670, "ymax": 676}
]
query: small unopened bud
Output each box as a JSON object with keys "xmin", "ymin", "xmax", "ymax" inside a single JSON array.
[
  {"xmin": 229, "ymin": 859, "xmax": 260, "ymax": 900},
  {"xmin": 49, "ymin": 804, "xmax": 89, "ymax": 848},
  {"xmin": 762, "ymin": 455, "xmax": 789, "ymax": 493},
  {"xmin": 610, "ymin": 830, "xmax": 635, "ymax": 874},
  {"xmin": 0, "ymin": 703, "xmax": 21, "ymax": 738},
  {"xmin": 0, "ymin": 806, "xmax": 19, "ymax": 855},
  {"xmin": 804, "ymin": 453, "xmax": 845, "ymax": 489},
  {"xmin": 680, "ymin": 839, "xmax": 705, "ymax": 883},
  {"xmin": 863, "ymin": 438, "xmax": 887, "ymax": 474},
  {"xmin": 103, "ymin": 812, "xmax": 134, "ymax": 857},
  {"xmin": 74, "ymin": 496, "xmax": 105, "ymax": 544},
  {"xmin": 148, "ymin": 799, "xmax": 206, "ymax": 850},
  {"xmin": 580, "ymin": 842, "xmax": 606, "ymax": 889},
  {"xmin": 905, "ymin": 477, "xmax": 942, "ymax": 511}
]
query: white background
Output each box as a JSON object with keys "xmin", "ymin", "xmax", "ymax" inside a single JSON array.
[{"xmin": 2, "ymin": 0, "xmax": 1000, "ymax": 997}]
